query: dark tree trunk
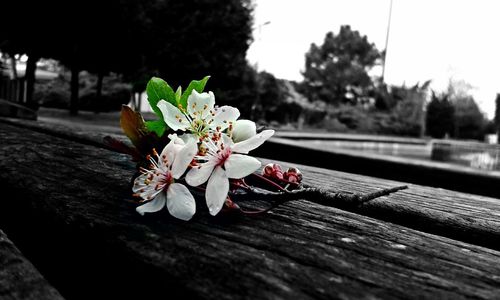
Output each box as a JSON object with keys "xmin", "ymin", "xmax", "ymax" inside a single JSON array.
[
  {"xmin": 135, "ymin": 92, "xmax": 141, "ymax": 112},
  {"xmin": 9, "ymin": 55, "xmax": 18, "ymax": 79},
  {"xmin": 70, "ymin": 64, "xmax": 80, "ymax": 116},
  {"xmin": 25, "ymin": 54, "xmax": 39, "ymax": 110}
]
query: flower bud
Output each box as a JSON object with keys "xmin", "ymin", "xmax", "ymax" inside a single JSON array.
[
  {"xmin": 264, "ymin": 163, "xmax": 275, "ymax": 176},
  {"xmin": 263, "ymin": 163, "xmax": 283, "ymax": 180},
  {"xmin": 232, "ymin": 119, "xmax": 257, "ymax": 143},
  {"xmin": 284, "ymin": 167, "xmax": 302, "ymax": 183}
]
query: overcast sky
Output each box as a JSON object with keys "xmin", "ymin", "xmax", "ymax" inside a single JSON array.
[{"xmin": 246, "ymin": 0, "xmax": 500, "ymax": 119}]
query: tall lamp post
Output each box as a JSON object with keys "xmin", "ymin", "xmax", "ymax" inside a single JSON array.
[
  {"xmin": 255, "ymin": 21, "xmax": 271, "ymax": 73},
  {"xmin": 381, "ymin": 0, "xmax": 393, "ymax": 84},
  {"xmin": 250, "ymin": 21, "xmax": 271, "ymax": 120}
]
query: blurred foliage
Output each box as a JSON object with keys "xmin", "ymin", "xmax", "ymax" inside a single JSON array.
[
  {"xmin": 381, "ymin": 81, "xmax": 429, "ymax": 137},
  {"xmin": 302, "ymin": 81, "xmax": 430, "ymax": 137},
  {"xmin": 484, "ymin": 119, "xmax": 497, "ymax": 135},
  {"xmin": 295, "ymin": 26, "xmax": 492, "ymax": 141},
  {"xmin": 452, "ymin": 96, "xmax": 486, "ymax": 140},
  {"xmin": 251, "ymin": 71, "xmax": 326, "ymax": 128},
  {"xmin": 426, "ymin": 91, "xmax": 454, "ymax": 138},
  {"xmin": 34, "ymin": 72, "xmax": 131, "ymax": 112},
  {"xmin": 214, "ymin": 64, "xmax": 258, "ymax": 118},
  {"xmin": 302, "ymin": 25, "xmax": 381, "ymax": 105},
  {"xmin": 144, "ymin": 0, "xmax": 253, "ymax": 89},
  {"xmin": 446, "ymin": 79, "xmax": 488, "ymax": 140},
  {"xmin": 0, "ymin": 60, "xmax": 6, "ymax": 79},
  {"xmin": 0, "ymin": 0, "xmax": 254, "ymax": 114},
  {"xmin": 495, "ymin": 94, "xmax": 500, "ymax": 133}
]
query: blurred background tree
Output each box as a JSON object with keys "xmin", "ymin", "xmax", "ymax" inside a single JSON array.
[
  {"xmin": 297, "ymin": 23, "xmax": 430, "ymax": 138},
  {"xmin": 426, "ymin": 91, "xmax": 454, "ymax": 138},
  {"xmin": 301, "ymin": 25, "xmax": 382, "ymax": 105},
  {"xmin": 0, "ymin": 0, "xmax": 254, "ymax": 115},
  {"xmin": 139, "ymin": 0, "xmax": 254, "ymax": 111},
  {"xmin": 1, "ymin": 7, "xmax": 495, "ymax": 142},
  {"xmin": 452, "ymin": 96, "xmax": 486, "ymax": 140},
  {"xmin": 495, "ymin": 94, "xmax": 500, "ymax": 143},
  {"xmin": 446, "ymin": 79, "xmax": 487, "ymax": 140},
  {"xmin": 0, "ymin": 0, "xmax": 63, "ymax": 109}
]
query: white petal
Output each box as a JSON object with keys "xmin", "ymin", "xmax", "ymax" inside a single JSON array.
[
  {"xmin": 167, "ymin": 133, "xmax": 186, "ymax": 146},
  {"xmin": 166, "ymin": 183, "xmax": 196, "ymax": 221},
  {"xmin": 132, "ymin": 173, "xmax": 150, "ymax": 193},
  {"xmin": 160, "ymin": 137, "xmax": 179, "ymax": 166},
  {"xmin": 206, "ymin": 166, "xmax": 229, "ymax": 216},
  {"xmin": 171, "ymin": 139, "xmax": 198, "ymax": 179},
  {"xmin": 157, "ymin": 100, "xmax": 190, "ymax": 131},
  {"xmin": 224, "ymin": 154, "xmax": 261, "ymax": 179},
  {"xmin": 136, "ymin": 193, "xmax": 166, "ymax": 215},
  {"xmin": 220, "ymin": 132, "xmax": 235, "ymax": 149},
  {"xmin": 211, "ymin": 106, "xmax": 240, "ymax": 130},
  {"xmin": 177, "ymin": 133, "xmax": 198, "ymax": 144},
  {"xmin": 232, "ymin": 120, "xmax": 257, "ymax": 143},
  {"xmin": 232, "ymin": 130, "xmax": 275, "ymax": 154},
  {"xmin": 133, "ymin": 173, "xmax": 163, "ymax": 200},
  {"xmin": 187, "ymin": 90, "xmax": 215, "ymax": 119},
  {"xmin": 185, "ymin": 161, "xmax": 216, "ymax": 186}
]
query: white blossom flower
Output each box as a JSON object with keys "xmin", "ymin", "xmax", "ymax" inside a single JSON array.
[
  {"xmin": 157, "ymin": 90, "xmax": 240, "ymax": 138},
  {"xmin": 232, "ymin": 119, "xmax": 257, "ymax": 143},
  {"xmin": 185, "ymin": 130, "xmax": 275, "ymax": 216},
  {"xmin": 133, "ymin": 136, "xmax": 198, "ymax": 221}
]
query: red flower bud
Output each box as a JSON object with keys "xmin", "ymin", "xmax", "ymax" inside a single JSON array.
[
  {"xmin": 283, "ymin": 167, "xmax": 302, "ymax": 184},
  {"xmin": 263, "ymin": 163, "xmax": 284, "ymax": 180}
]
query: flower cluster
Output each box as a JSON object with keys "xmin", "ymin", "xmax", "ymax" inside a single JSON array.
[
  {"xmin": 111, "ymin": 77, "xmax": 409, "ymax": 222},
  {"xmin": 126, "ymin": 77, "xmax": 275, "ymax": 220}
]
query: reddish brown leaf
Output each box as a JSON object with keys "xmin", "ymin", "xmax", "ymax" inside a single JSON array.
[{"xmin": 120, "ymin": 105, "xmax": 149, "ymax": 149}]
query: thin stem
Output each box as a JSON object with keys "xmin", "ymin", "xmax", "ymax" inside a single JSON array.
[
  {"xmin": 358, "ymin": 185, "xmax": 408, "ymax": 204},
  {"xmin": 239, "ymin": 207, "xmax": 275, "ymax": 215},
  {"xmin": 230, "ymin": 185, "xmax": 409, "ymax": 210},
  {"xmin": 230, "ymin": 179, "xmax": 252, "ymax": 191},
  {"xmin": 250, "ymin": 173, "xmax": 286, "ymax": 191}
]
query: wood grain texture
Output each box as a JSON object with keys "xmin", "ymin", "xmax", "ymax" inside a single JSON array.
[
  {"xmin": 0, "ymin": 230, "xmax": 64, "ymax": 300},
  {"xmin": 5, "ymin": 116, "xmax": 500, "ymax": 252},
  {"xmin": 253, "ymin": 137, "xmax": 500, "ymax": 199},
  {"xmin": 1, "ymin": 123, "xmax": 500, "ymax": 299},
  {"xmin": 258, "ymin": 158, "xmax": 500, "ymax": 252}
]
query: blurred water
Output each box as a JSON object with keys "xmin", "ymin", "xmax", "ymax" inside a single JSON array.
[
  {"xmin": 431, "ymin": 141, "xmax": 500, "ymax": 171},
  {"xmin": 298, "ymin": 139, "xmax": 500, "ymax": 171},
  {"xmin": 301, "ymin": 140, "xmax": 431, "ymax": 160}
]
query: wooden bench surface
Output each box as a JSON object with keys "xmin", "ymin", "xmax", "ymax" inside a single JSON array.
[
  {"xmin": 1, "ymin": 120, "xmax": 500, "ymax": 299},
  {"xmin": 271, "ymin": 159, "xmax": 500, "ymax": 251},
  {"xmin": 0, "ymin": 230, "xmax": 64, "ymax": 300},
  {"xmin": 255, "ymin": 137, "xmax": 500, "ymax": 199}
]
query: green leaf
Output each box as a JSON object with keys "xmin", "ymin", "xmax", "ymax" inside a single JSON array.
[
  {"xmin": 179, "ymin": 76, "xmax": 210, "ymax": 109},
  {"xmin": 175, "ymin": 86, "xmax": 182, "ymax": 104},
  {"xmin": 145, "ymin": 120, "xmax": 167, "ymax": 137},
  {"xmin": 146, "ymin": 77, "xmax": 176, "ymax": 119}
]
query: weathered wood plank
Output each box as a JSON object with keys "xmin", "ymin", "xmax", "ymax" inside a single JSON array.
[
  {"xmin": 0, "ymin": 99, "xmax": 37, "ymax": 121},
  {"xmin": 4, "ymin": 117, "xmax": 500, "ymax": 252},
  {"xmin": 254, "ymin": 137, "xmax": 500, "ymax": 199},
  {"xmin": 0, "ymin": 116, "xmax": 124, "ymax": 151},
  {"xmin": 0, "ymin": 230, "xmax": 64, "ymax": 300},
  {"xmin": 1, "ymin": 123, "xmax": 500, "ymax": 299},
  {"xmin": 3, "ymin": 119, "xmax": 500, "ymax": 250},
  {"xmin": 257, "ymin": 158, "xmax": 500, "ymax": 252}
]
